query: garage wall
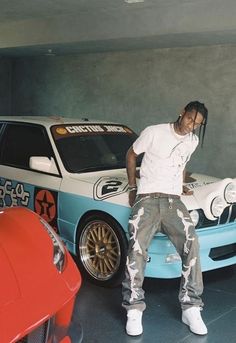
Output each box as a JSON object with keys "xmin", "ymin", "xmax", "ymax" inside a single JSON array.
[
  {"xmin": 11, "ymin": 45, "xmax": 236, "ymax": 179},
  {"xmin": 0, "ymin": 58, "xmax": 12, "ymax": 115}
]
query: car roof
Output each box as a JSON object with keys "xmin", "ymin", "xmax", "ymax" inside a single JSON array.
[{"xmin": 0, "ymin": 116, "xmax": 119, "ymax": 128}]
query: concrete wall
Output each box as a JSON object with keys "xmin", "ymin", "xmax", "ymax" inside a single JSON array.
[
  {"xmin": 0, "ymin": 58, "xmax": 12, "ymax": 115},
  {"xmin": 11, "ymin": 45, "xmax": 236, "ymax": 179}
]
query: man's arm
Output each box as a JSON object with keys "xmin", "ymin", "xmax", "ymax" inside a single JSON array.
[
  {"xmin": 126, "ymin": 146, "xmax": 138, "ymax": 206},
  {"xmin": 182, "ymin": 168, "xmax": 193, "ymax": 195}
]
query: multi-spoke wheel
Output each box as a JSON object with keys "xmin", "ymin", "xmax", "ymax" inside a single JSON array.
[{"xmin": 76, "ymin": 213, "xmax": 128, "ymax": 287}]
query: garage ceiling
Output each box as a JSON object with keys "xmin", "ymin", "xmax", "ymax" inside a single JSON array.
[{"xmin": 0, "ymin": 0, "xmax": 236, "ymax": 56}]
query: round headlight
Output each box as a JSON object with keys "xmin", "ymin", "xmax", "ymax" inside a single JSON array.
[
  {"xmin": 211, "ymin": 196, "xmax": 224, "ymax": 217},
  {"xmin": 224, "ymin": 183, "xmax": 236, "ymax": 203},
  {"xmin": 189, "ymin": 210, "xmax": 200, "ymax": 227}
]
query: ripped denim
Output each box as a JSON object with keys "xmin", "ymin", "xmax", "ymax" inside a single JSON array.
[{"xmin": 122, "ymin": 194, "xmax": 204, "ymax": 312}]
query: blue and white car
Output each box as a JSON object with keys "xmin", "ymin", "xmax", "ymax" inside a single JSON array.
[{"xmin": 0, "ymin": 116, "xmax": 235, "ymax": 287}]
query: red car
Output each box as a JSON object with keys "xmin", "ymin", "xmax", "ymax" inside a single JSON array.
[{"xmin": 0, "ymin": 207, "xmax": 82, "ymax": 343}]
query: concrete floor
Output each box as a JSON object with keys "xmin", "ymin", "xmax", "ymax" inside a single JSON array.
[{"xmin": 72, "ymin": 265, "xmax": 236, "ymax": 343}]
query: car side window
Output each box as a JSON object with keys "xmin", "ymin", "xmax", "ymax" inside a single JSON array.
[{"xmin": 1, "ymin": 123, "xmax": 55, "ymax": 170}]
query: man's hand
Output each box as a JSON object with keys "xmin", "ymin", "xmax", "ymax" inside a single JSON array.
[
  {"xmin": 129, "ymin": 190, "xmax": 137, "ymax": 207},
  {"xmin": 182, "ymin": 185, "xmax": 193, "ymax": 195}
]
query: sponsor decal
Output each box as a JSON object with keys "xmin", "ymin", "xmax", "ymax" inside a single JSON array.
[
  {"xmin": 52, "ymin": 124, "xmax": 134, "ymax": 139},
  {"xmin": 94, "ymin": 176, "xmax": 128, "ymax": 200},
  {"xmin": 0, "ymin": 179, "xmax": 30, "ymax": 207},
  {"xmin": 34, "ymin": 188, "xmax": 58, "ymax": 232},
  {"xmin": 65, "ymin": 124, "xmax": 127, "ymax": 134},
  {"xmin": 55, "ymin": 127, "xmax": 68, "ymax": 135},
  {"xmin": 187, "ymin": 181, "xmax": 214, "ymax": 189}
]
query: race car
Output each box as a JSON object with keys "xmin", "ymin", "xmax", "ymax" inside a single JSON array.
[
  {"xmin": 0, "ymin": 116, "xmax": 235, "ymax": 287},
  {"xmin": 0, "ymin": 206, "xmax": 82, "ymax": 343}
]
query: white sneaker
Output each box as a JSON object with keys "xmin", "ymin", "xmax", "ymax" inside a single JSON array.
[
  {"xmin": 182, "ymin": 307, "xmax": 208, "ymax": 335},
  {"xmin": 126, "ymin": 309, "xmax": 143, "ymax": 336}
]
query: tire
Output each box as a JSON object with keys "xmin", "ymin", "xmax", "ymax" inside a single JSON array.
[{"xmin": 76, "ymin": 213, "xmax": 128, "ymax": 287}]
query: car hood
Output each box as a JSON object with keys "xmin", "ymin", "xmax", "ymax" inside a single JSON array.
[
  {"xmin": 69, "ymin": 170, "xmax": 219, "ymax": 187},
  {"xmin": 0, "ymin": 207, "xmax": 81, "ymax": 343},
  {"xmin": 0, "ymin": 246, "xmax": 20, "ymax": 308},
  {"xmin": 182, "ymin": 173, "xmax": 236, "ymax": 217},
  {"xmin": 68, "ymin": 170, "xmax": 236, "ymax": 218},
  {"xmin": 68, "ymin": 168, "xmax": 128, "ymax": 184},
  {"xmin": 184, "ymin": 172, "xmax": 220, "ymax": 188}
]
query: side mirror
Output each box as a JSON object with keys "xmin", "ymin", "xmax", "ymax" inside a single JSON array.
[{"xmin": 29, "ymin": 156, "xmax": 59, "ymax": 175}]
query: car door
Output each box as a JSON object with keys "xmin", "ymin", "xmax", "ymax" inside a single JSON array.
[{"xmin": 0, "ymin": 121, "xmax": 62, "ymax": 232}]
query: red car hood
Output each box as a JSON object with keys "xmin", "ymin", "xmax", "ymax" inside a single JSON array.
[
  {"xmin": 0, "ymin": 207, "xmax": 81, "ymax": 343},
  {"xmin": 0, "ymin": 246, "xmax": 21, "ymax": 308}
]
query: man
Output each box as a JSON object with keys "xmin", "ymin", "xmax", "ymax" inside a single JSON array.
[{"xmin": 122, "ymin": 101, "xmax": 208, "ymax": 336}]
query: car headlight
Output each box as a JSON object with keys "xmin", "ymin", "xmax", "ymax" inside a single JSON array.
[
  {"xmin": 189, "ymin": 210, "xmax": 200, "ymax": 227},
  {"xmin": 224, "ymin": 182, "xmax": 236, "ymax": 203},
  {"xmin": 211, "ymin": 196, "xmax": 224, "ymax": 217},
  {"xmin": 40, "ymin": 218, "xmax": 66, "ymax": 273}
]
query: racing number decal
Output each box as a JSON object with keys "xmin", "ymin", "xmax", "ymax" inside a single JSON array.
[
  {"xmin": 101, "ymin": 180, "xmax": 123, "ymax": 195},
  {"xmin": 34, "ymin": 188, "xmax": 58, "ymax": 232},
  {"xmin": 94, "ymin": 177, "xmax": 128, "ymax": 200}
]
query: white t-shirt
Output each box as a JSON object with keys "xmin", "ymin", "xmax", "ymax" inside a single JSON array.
[{"xmin": 133, "ymin": 123, "xmax": 199, "ymax": 195}]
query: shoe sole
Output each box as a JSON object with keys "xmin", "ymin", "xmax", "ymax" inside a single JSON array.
[
  {"xmin": 126, "ymin": 330, "xmax": 143, "ymax": 336},
  {"xmin": 126, "ymin": 327, "xmax": 143, "ymax": 336},
  {"xmin": 182, "ymin": 316, "xmax": 208, "ymax": 335}
]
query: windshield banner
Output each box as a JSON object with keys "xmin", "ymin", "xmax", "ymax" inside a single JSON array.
[{"xmin": 52, "ymin": 124, "xmax": 134, "ymax": 139}]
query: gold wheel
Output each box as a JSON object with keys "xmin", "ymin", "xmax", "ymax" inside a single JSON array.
[{"xmin": 79, "ymin": 218, "xmax": 122, "ymax": 282}]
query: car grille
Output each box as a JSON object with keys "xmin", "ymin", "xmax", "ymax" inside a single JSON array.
[
  {"xmin": 17, "ymin": 319, "xmax": 50, "ymax": 343},
  {"xmin": 195, "ymin": 203, "xmax": 236, "ymax": 229}
]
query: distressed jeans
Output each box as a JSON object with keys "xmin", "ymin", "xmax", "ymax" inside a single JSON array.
[{"xmin": 122, "ymin": 194, "xmax": 204, "ymax": 312}]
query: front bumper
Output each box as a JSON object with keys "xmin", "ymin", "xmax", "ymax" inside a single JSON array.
[{"xmin": 145, "ymin": 221, "xmax": 236, "ymax": 278}]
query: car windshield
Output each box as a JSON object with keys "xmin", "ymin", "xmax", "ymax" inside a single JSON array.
[{"xmin": 51, "ymin": 123, "xmax": 141, "ymax": 173}]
